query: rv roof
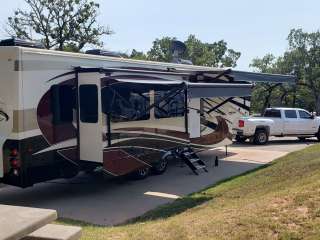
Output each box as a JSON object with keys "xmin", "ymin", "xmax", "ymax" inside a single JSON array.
[{"xmin": 2, "ymin": 46, "xmax": 296, "ymax": 84}]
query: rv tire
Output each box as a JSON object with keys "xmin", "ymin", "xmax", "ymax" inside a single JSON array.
[
  {"xmin": 132, "ymin": 167, "xmax": 150, "ymax": 180},
  {"xmin": 235, "ymin": 135, "xmax": 247, "ymax": 143},
  {"xmin": 61, "ymin": 168, "xmax": 78, "ymax": 179},
  {"xmin": 152, "ymin": 156, "xmax": 168, "ymax": 175}
]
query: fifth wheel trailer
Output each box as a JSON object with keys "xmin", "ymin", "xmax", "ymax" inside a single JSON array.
[{"xmin": 0, "ymin": 40, "xmax": 295, "ymax": 188}]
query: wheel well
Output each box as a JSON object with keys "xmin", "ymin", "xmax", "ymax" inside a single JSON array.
[{"xmin": 255, "ymin": 126, "xmax": 270, "ymax": 135}]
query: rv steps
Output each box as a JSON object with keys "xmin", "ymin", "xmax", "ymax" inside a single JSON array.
[{"xmin": 179, "ymin": 147, "xmax": 208, "ymax": 175}]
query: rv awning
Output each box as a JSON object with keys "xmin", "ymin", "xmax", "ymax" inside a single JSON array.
[
  {"xmin": 115, "ymin": 79, "xmax": 252, "ymax": 98},
  {"xmin": 187, "ymin": 83, "xmax": 252, "ymax": 98},
  {"xmin": 231, "ymin": 70, "xmax": 296, "ymax": 83}
]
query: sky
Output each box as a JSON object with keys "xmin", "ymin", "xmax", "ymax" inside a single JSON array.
[{"xmin": 0, "ymin": 0, "xmax": 319, "ymax": 70}]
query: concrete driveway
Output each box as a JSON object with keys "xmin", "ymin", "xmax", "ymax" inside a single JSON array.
[{"xmin": 0, "ymin": 137, "xmax": 317, "ymax": 226}]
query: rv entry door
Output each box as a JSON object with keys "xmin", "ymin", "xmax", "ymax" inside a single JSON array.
[
  {"xmin": 78, "ymin": 72, "xmax": 103, "ymax": 163},
  {"xmin": 188, "ymin": 98, "xmax": 201, "ymax": 138}
]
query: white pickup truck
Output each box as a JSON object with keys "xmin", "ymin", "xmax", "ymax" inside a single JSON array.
[{"xmin": 235, "ymin": 107, "xmax": 320, "ymax": 144}]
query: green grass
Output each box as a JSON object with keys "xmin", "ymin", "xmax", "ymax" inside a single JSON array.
[{"xmin": 58, "ymin": 144, "xmax": 320, "ymax": 240}]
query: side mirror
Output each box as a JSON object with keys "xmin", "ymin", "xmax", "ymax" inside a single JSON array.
[{"xmin": 311, "ymin": 112, "xmax": 316, "ymax": 119}]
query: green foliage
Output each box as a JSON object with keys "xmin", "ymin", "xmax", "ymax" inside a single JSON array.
[
  {"xmin": 7, "ymin": 0, "xmax": 112, "ymax": 51},
  {"xmin": 130, "ymin": 49, "xmax": 148, "ymax": 60},
  {"xmin": 251, "ymin": 29, "xmax": 320, "ymax": 114},
  {"xmin": 130, "ymin": 35, "xmax": 241, "ymax": 68}
]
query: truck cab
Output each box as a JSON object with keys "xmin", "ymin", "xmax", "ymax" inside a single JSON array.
[{"xmin": 236, "ymin": 108, "xmax": 320, "ymax": 144}]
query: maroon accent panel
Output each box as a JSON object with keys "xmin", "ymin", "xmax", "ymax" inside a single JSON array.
[
  {"xmin": 103, "ymin": 150, "xmax": 147, "ymax": 176},
  {"xmin": 58, "ymin": 148, "xmax": 77, "ymax": 161},
  {"xmin": 37, "ymin": 79, "xmax": 77, "ymax": 145},
  {"xmin": 113, "ymin": 127, "xmax": 189, "ymax": 140},
  {"xmin": 191, "ymin": 116, "xmax": 229, "ymax": 145}
]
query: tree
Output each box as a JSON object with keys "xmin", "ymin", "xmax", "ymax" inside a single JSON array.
[
  {"xmin": 147, "ymin": 37, "xmax": 176, "ymax": 62},
  {"xmin": 7, "ymin": 0, "xmax": 112, "ymax": 51},
  {"xmin": 185, "ymin": 35, "xmax": 240, "ymax": 67},
  {"xmin": 286, "ymin": 29, "xmax": 320, "ymax": 114},
  {"xmin": 130, "ymin": 49, "xmax": 148, "ymax": 60},
  {"xmin": 131, "ymin": 35, "xmax": 241, "ymax": 68},
  {"xmin": 250, "ymin": 29, "xmax": 320, "ymax": 114},
  {"xmin": 250, "ymin": 54, "xmax": 284, "ymax": 113}
]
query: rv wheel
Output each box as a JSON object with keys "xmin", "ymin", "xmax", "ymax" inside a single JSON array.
[
  {"xmin": 235, "ymin": 135, "xmax": 247, "ymax": 143},
  {"xmin": 132, "ymin": 167, "xmax": 150, "ymax": 180},
  {"xmin": 152, "ymin": 156, "xmax": 168, "ymax": 175}
]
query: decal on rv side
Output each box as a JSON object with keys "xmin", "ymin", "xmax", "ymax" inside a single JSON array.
[{"xmin": 0, "ymin": 110, "xmax": 9, "ymax": 122}]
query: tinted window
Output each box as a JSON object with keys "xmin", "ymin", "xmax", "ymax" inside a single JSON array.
[
  {"xmin": 155, "ymin": 90, "xmax": 185, "ymax": 119},
  {"xmin": 263, "ymin": 109, "xmax": 281, "ymax": 118},
  {"xmin": 102, "ymin": 87, "xmax": 150, "ymax": 122},
  {"xmin": 285, "ymin": 110, "xmax": 297, "ymax": 119},
  {"xmin": 299, "ymin": 110, "xmax": 312, "ymax": 119},
  {"xmin": 51, "ymin": 85, "xmax": 74, "ymax": 124},
  {"xmin": 79, "ymin": 85, "xmax": 98, "ymax": 123}
]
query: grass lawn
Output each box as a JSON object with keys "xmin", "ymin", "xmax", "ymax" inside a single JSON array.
[{"xmin": 59, "ymin": 144, "xmax": 320, "ymax": 240}]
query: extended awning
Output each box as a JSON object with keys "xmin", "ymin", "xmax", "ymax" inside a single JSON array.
[
  {"xmin": 74, "ymin": 66, "xmax": 295, "ymax": 99},
  {"xmin": 114, "ymin": 79, "xmax": 252, "ymax": 98},
  {"xmin": 187, "ymin": 83, "xmax": 252, "ymax": 98},
  {"xmin": 231, "ymin": 70, "xmax": 297, "ymax": 83}
]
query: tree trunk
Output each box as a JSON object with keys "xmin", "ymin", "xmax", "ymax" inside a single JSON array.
[
  {"xmin": 292, "ymin": 86, "xmax": 297, "ymax": 107},
  {"xmin": 261, "ymin": 92, "xmax": 271, "ymax": 115}
]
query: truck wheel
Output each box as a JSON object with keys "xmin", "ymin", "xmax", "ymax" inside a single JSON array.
[
  {"xmin": 316, "ymin": 128, "xmax": 320, "ymax": 142},
  {"xmin": 254, "ymin": 129, "xmax": 268, "ymax": 145},
  {"xmin": 298, "ymin": 137, "xmax": 306, "ymax": 141},
  {"xmin": 235, "ymin": 135, "xmax": 247, "ymax": 143},
  {"xmin": 152, "ymin": 156, "xmax": 168, "ymax": 175},
  {"xmin": 132, "ymin": 167, "xmax": 150, "ymax": 180}
]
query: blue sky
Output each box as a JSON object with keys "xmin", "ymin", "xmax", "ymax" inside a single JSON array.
[{"xmin": 0, "ymin": 0, "xmax": 319, "ymax": 70}]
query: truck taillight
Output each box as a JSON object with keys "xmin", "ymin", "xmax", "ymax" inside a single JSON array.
[
  {"xmin": 9, "ymin": 148, "xmax": 20, "ymax": 175},
  {"xmin": 239, "ymin": 120, "xmax": 245, "ymax": 128}
]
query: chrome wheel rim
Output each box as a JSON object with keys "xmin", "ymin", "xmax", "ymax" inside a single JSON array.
[
  {"xmin": 158, "ymin": 159, "xmax": 167, "ymax": 171},
  {"xmin": 138, "ymin": 168, "xmax": 148, "ymax": 176},
  {"xmin": 258, "ymin": 133, "xmax": 267, "ymax": 143}
]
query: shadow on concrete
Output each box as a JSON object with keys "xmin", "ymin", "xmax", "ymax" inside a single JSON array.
[
  {"xmin": 0, "ymin": 154, "xmax": 264, "ymax": 226},
  {"xmin": 232, "ymin": 138, "xmax": 318, "ymax": 148}
]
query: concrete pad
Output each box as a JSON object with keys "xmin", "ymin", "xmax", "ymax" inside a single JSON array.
[
  {"xmin": 216, "ymin": 147, "xmax": 288, "ymax": 164},
  {"xmin": 0, "ymin": 205, "xmax": 57, "ymax": 240},
  {"xmin": 23, "ymin": 224, "xmax": 81, "ymax": 240},
  {"xmin": 0, "ymin": 160, "xmax": 264, "ymax": 226},
  {"xmin": 0, "ymin": 137, "xmax": 316, "ymax": 226}
]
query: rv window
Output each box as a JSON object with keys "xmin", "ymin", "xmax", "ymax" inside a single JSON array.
[
  {"xmin": 155, "ymin": 90, "xmax": 185, "ymax": 119},
  {"xmin": 79, "ymin": 85, "xmax": 98, "ymax": 123},
  {"xmin": 102, "ymin": 87, "xmax": 150, "ymax": 122},
  {"xmin": 51, "ymin": 85, "xmax": 74, "ymax": 124}
]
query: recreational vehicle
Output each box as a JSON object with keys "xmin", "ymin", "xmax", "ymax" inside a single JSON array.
[{"xmin": 0, "ymin": 39, "xmax": 295, "ymax": 188}]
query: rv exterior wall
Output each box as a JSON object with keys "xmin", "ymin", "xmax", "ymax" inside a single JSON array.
[
  {"xmin": 0, "ymin": 46, "xmax": 251, "ymax": 187},
  {"xmin": 0, "ymin": 47, "xmax": 21, "ymax": 178}
]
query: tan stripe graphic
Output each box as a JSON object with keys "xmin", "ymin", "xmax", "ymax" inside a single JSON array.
[{"xmin": 12, "ymin": 109, "xmax": 39, "ymax": 133}]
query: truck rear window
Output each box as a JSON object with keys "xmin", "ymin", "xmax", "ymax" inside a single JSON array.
[{"xmin": 263, "ymin": 109, "xmax": 281, "ymax": 118}]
